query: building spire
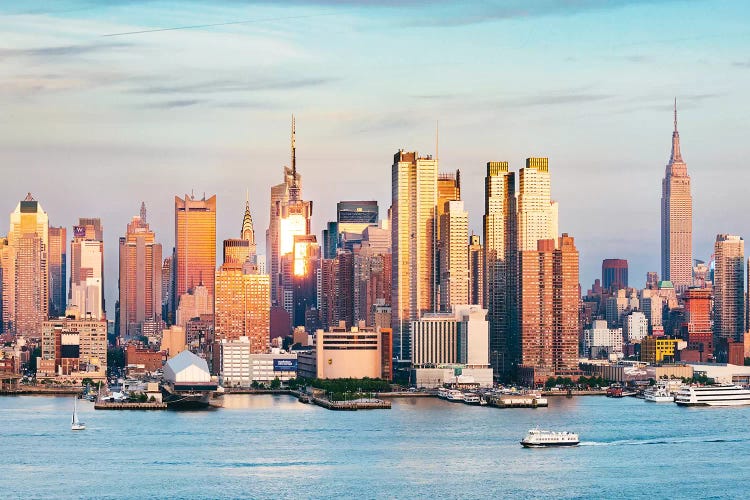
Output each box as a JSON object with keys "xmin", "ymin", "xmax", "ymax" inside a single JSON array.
[
  {"xmin": 670, "ymin": 98, "xmax": 683, "ymax": 163},
  {"xmin": 140, "ymin": 201, "xmax": 147, "ymax": 224},
  {"xmin": 289, "ymin": 114, "xmax": 300, "ymax": 202},
  {"xmin": 241, "ymin": 191, "xmax": 255, "ymax": 244}
]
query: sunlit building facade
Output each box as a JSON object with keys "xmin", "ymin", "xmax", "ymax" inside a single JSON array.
[
  {"xmin": 48, "ymin": 226, "xmax": 67, "ymax": 318},
  {"xmin": 518, "ymin": 157, "xmax": 558, "ymax": 252},
  {"xmin": 118, "ymin": 207, "xmax": 162, "ymax": 338},
  {"xmin": 519, "ymin": 234, "xmax": 579, "ymax": 385},
  {"xmin": 439, "ymin": 200, "xmax": 469, "ymax": 311},
  {"xmin": 661, "ymin": 103, "xmax": 693, "ymax": 292},
  {"xmin": 174, "ymin": 193, "xmax": 217, "ymax": 299},
  {"xmin": 69, "ymin": 218, "xmax": 104, "ymax": 320},
  {"xmin": 3, "ymin": 194, "xmax": 49, "ymax": 336},
  {"xmin": 713, "ymin": 234, "xmax": 744, "ymax": 341},
  {"xmin": 391, "ymin": 150, "xmax": 438, "ymax": 361}
]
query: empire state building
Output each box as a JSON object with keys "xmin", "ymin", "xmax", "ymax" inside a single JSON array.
[{"xmin": 661, "ymin": 101, "xmax": 693, "ymax": 292}]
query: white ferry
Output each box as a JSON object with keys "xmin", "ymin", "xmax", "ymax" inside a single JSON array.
[
  {"xmin": 520, "ymin": 429, "xmax": 579, "ymax": 448},
  {"xmin": 446, "ymin": 390, "xmax": 465, "ymax": 402},
  {"xmin": 437, "ymin": 388, "xmax": 449, "ymax": 399},
  {"xmin": 644, "ymin": 383, "xmax": 674, "ymax": 403},
  {"xmin": 463, "ymin": 393, "xmax": 482, "ymax": 405},
  {"xmin": 674, "ymin": 385, "xmax": 750, "ymax": 406}
]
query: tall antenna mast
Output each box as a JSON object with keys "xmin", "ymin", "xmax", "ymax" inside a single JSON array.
[{"xmin": 289, "ymin": 114, "xmax": 300, "ymax": 202}]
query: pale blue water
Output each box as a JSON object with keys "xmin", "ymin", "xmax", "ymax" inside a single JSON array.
[{"xmin": 1, "ymin": 394, "xmax": 749, "ymax": 499}]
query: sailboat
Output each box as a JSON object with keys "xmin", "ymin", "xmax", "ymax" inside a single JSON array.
[{"xmin": 71, "ymin": 396, "xmax": 86, "ymax": 431}]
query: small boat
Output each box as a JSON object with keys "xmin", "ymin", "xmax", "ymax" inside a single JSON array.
[
  {"xmin": 463, "ymin": 393, "xmax": 481, "ymax": 405},
  {"xmin": 437, "ymin": 387, "xmax": 449, "ymax": 399},
  {"xmin": 644, "ymin": 383, "xmax": 674, "ymax": 403},
  {"xmin": 71, "ymin": 397, "xmax": 86, "ymax": 431},
  {"xmin": 520, "ymin": 428, "xmax": 579, "ymax": 448},
  {"xmin": 445, "ymin": 390, "xmax": 465, "ymax": 402},
  {"xmin": 606, "ymin": 384, "xmax": 624, "ymax": 398}
]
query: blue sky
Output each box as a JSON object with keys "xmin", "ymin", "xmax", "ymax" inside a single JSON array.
[{"xmin": 1, "ymin": 0, "xmax": 749, "ymax": 316}]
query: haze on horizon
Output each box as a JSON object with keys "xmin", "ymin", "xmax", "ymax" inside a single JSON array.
[{"xmin": 1, "ymin": 0, "xmax": 749, "ymax": 317}]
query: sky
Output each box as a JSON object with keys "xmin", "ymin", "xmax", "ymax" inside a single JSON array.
[{"xmin": 1, "ymin": 0, "xmax": 749, "ymax": 318}]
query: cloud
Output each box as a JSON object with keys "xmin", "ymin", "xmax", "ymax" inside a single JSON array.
[
  {"xmin": 147, "ymin": 98, "xmax": 204, "ymax": 109},
  {"xmin": 132, "ymin": 76, "xmax": 337, "ymax": 95},
  {"xmin": 495, "ymin": 91, "xmax": 613, "ymax": 109},
  {"xmin": 0, "ymin": 42, "xmax": 130, "ymax": 60}
]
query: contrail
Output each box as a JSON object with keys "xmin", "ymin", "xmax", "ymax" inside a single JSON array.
[{"xmin": 103, "ymin": 12, "xmax": 335, "ymax": 37}]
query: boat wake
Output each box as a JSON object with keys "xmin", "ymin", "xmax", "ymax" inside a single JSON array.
[{"xmin": 579, "ymin": 437, "xmax": 749, "ymax": 447}]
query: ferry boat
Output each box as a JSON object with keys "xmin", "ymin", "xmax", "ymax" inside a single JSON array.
[
  {"xmin": 520, "ymin": 428, "xmax": 579, "ymax": 448},
  {"xmin": 674, "ymin": 385, "xmax": 750, "ymax": 407},
  {"xmin": 437, "ymin": 388, "xmax": 449, "ymax": 399},
  {"xmin": 445, "ymin": 390, "xmax": 465, "ymax": 402},
  {"xmin": 644, "ymin": 383, "xmax": 674, "ymax": 403},
  {"xmin": 606, "ymin": 384, "xmax": 624, "ymax": 398},
  {"xmin": 463, "ymin": 393, "xmax": 481, "ymax": 405}
]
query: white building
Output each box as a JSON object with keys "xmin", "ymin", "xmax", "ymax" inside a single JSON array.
[
  {"xmin": 583, "ymin": 320, "xmax": 623, "ymax": 358},
  {"xmin": 640, "ymin": 289, "xmax": 663, "ymax": 330},
  {"xmin": 221, "ymin": 338, "xmax": 298, "ymax": 387},
  {"xmin": 412, "ymin": 305, "xmax": 489, "ymax": 368},
  {"xmin": 625, "ymin": 311, "xmax": 649, "ymax": 343},
  {"xmin": 163, "ymin": 350, "xmax": 211, "ymax": 384}
]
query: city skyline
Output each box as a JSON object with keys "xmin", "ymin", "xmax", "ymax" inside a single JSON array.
[{"xmin": 2, "ymin": 1, "xmax": 750, "ymax": 317}]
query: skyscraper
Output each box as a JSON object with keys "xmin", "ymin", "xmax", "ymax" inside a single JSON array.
[
  {"xmin": 439, "ymin": 200, "xmax": 469, "ymax": 311},
  {"xmin": 602, "ymin": 258, "xmax": 628, "ymax": 292},
  {"xmin": 483, "ymin": 161, "xmax": 517, "ymax": 377},
  {"xmin": 118, "ymin": 205, "xmax": 162, "ymax": 338},
  {"xmin": 391, "ymin": 150, "xmax": 438, "ymax": 361},
  {"xmin": 713, "ymin": 234, "xmax": 744, "ymax": 341},
  {"xmin": 223, "ymin": 195, "xmax": 257, "ymax": 269},
  {"xmin": 48, "ymin": 226, "xmax": 67, "ymax": 318},
  {"xmin": 69, "ymin": 218, "xmax": 104, "ymax": 320},
  {"xmin": 3, "ymin": 194, "xmax": 49, "ymax": 336},
  {"xmin": 215, "ymin": 196, "xmax": 270, "ymax": 351},
  {"xmin": 174, "ymin": 193, "xmax": 217, "ymax": 299},
  {"xmin": 269, "ymin": 117, "xmax": 313, "ymax": 320},
  {"xmin": 468, "ymin": 234, "xmax": 483, "ymax": 307},
  {"xmin": 517, "ymin": 157, "xmax": 558, "ymax": 252},
  {"xmin": 518, "ymin": 234, "xmax": 579, "ymax": 386},
  {"xmin": 661, "ymin": 101, "xmax": 693, "ymax": 292}
]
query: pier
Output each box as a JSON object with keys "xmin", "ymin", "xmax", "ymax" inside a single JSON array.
[
  {"xmin": 94, "ymin": 401, "xmax": 167, "ymax": 410},
  {"xmin": 486, "ymin": 394, "xmax": 548, "ymax": 408},
  {"xmin": 310, "ymin": 396, "xmax": 391, "ymax": 410}
]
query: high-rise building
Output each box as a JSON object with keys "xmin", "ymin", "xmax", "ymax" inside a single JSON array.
[
  {"xmin": 161, "ymin": 256, "xmax": 174, "ymax": 324},
  {"xmin": 48, "ymin": 226, "xmax": 67, "ymax": 318},
  {"xmin": 437, "ymin": 171, "xmax": 460, "ymax": 241},
  {"xmin": 319, "ymin": 250, "xmax": 354, "ymax": 330},
  {"xmin": 411, "ymin": 305, "xmax": 489, "ymax": 368},
  {"xmin": 174, "ymin": 193, "xmax": 217, "ymax": 299},
  {"xmin": 483, "ymin": 161, "xmax": 517, "ymax": 377},
  {"xmin": 468, "ymin": 234, "xmax": 483, "ymax": 307},
  {"xmin": 661, "ymin": 101, "xmax": 692, "ymax": 292},
  {"xmin": 69, "ymin": 218, "xmax": 104, "ymax": 320},
  {"xmin": 215, "ymin": 264, "xmax": 270, "ymax": 352},
  {"xmin": 3, "ymin": 194, "xmax": 49, "ymax": 336},
  {"xmin": 223, "ymin": 195, "xmax": 257, "ymax": 269},
  {"xmin": 518, "ymin": 157, "xmax": 558, "ymax": 252},
  {"xmin": 713, "ymin": 234, "xmax": 744, "ymax": 341},
  {"xmin": 118, "ymin": 205, "xmax": 162, "ymax": 338},
  {"xmin": 353, "ymin": 224, "xmax": 391, "ymax": 327},
  {"xmin": 439, "ymin": 200, "xmax": 469, "ymax": 311},
  {"xmin": 681, "ymin": 288, "xmax": 713, "ymax": 360},
  {"xmin": 290, "ymin": 234, "xmax": 320, "ymax": 328},
  {"xmin": 337, "ymin": 201, "xmax": 379, "ymax": 236},
  {"xmin": 602, "ymin": 259, "xmax": 628, "ymax": 292},
  {"xmin": 215, "ymin": 199, "xmax": 270, "ymax": 352},
  {"xmin": 518, "ymin": 234, "xmax": 579, "ymax": 386},
  {"xmin": 391, "ymin": 150, "xmax": 438, "ymax": 361},
  {"xmin": 175, "ymin": 284, "xmax": 212, "ymax": 327},
  {"xmin": 269, "ymin": 117, "xmax": 314, "ymax": 322}
]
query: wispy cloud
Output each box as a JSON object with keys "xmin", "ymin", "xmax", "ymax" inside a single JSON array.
[
  {"xmin": 0, "ymin": 42, "xmax": 130, "ymax": 60},
  {"xmin": 133, "ymin": 76, "xmax": 337, "ymax": 95}
]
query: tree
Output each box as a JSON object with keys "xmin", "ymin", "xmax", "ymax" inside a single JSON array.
[{"xmin": 270, "ymin": 377, "xmax": 281, "ymax": 389}]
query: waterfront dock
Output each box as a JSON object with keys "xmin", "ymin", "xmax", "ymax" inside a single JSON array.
[
  {"xmin": 1, "ymin": 386, "xmax": 82, "ymax": 396},
  {"xmin": 310, "ymin": 396, "xmax": 391, "ymax": 410},
  {"xmin": 94, "ymin": 401, "xmax": 167, "ymax": 410}
]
